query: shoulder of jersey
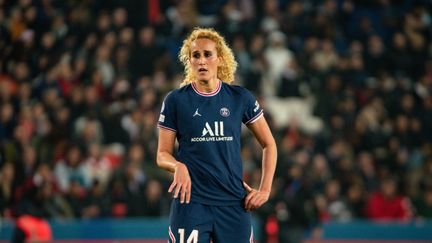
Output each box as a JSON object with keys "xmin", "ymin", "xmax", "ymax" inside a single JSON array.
[
  {"xmin": 223, "ymin": 83, "xmax": 249, "ymax": 95},
  {"xmin": 168, "ymin": 84, "xmax": 192, "ymax": 97},
  {"xmin": 178, "ymin": 84, "xmax": 192, "ymax": 92}
]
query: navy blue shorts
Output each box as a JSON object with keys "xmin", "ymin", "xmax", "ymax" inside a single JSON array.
[{"xmin": 168, "ymin": 199, "xmax": 254, "ymax": 243}]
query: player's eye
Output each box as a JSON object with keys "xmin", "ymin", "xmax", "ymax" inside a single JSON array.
[
  {"xmin": 192, "ymin": 52, "xmax": 200, "ymax": 59},
  {"xmin": 204, "ymin": 51, "xmax": 212, "ymax": 57}
]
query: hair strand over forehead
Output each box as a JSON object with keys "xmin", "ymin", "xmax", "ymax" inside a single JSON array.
[{"xmin": 178, "ymin": 27, "xmax": 237, "ymax": 87}]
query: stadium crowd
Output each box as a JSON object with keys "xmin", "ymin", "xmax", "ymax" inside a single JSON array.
[{"xmin": 0, "ymin": 0, "xmax": 431, "ymax": 242}]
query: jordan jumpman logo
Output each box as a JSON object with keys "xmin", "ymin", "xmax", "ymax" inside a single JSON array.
[{"xmin": 193, "ymin": 108, "xmax": 202, "ymax": 117}]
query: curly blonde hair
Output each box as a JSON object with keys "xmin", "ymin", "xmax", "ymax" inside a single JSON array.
[{"xmin": 178, "ymin": 27, "xmax": 237, "ymax": 87}]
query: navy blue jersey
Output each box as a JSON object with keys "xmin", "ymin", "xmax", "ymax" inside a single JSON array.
[{"xmin": 158, "ymin": 80, "xmax": 263, "ymax": 206}]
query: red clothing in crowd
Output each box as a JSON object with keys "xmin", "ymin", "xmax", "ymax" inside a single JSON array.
[
  {"xmin": 16, "ymin": 215, "xmax": 52, "ymax": 242},
  {"xmin": 365, "ymin": 192, "xmax": 412, "ymax": 220}
]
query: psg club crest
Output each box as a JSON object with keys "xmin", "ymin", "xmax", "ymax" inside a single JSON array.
[{"xmin": 220, "ymin": 107, "xmax": 230, "ymax": 117}]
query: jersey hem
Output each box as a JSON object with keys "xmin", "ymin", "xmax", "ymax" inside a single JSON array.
[{"xmin": 188, "ymin": 197, "xmax": 245, "ymax": 207}]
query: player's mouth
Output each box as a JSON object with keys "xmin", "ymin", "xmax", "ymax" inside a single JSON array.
[{"xmin": 198, "ymin": 68, "xmax": 208, "ymax": 74}]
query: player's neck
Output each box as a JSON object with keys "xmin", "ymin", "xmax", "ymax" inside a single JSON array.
[{"xmin": 194, "ymin": 79, "xmax": 219, "ymax": 93}]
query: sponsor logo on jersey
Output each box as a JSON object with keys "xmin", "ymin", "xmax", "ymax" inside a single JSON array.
[
  {"xmin": 202, "ymin": 121, "xmax": 224, "ymax": 136},
  {"xmin": 220, "ymin": 107, "xmax": 230, "ymax": 117},
  {"xmin": 191, "ymin": 121, "xmax": 233, "ymax": 142}
]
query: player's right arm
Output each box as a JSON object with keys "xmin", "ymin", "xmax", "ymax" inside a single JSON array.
[{"xmin": 157, "ymin": 127, "xmax": 191, "ymax": 204}]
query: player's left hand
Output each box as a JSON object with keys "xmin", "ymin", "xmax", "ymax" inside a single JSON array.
[{"xmin": 243, "ymin": 182, "xmax": 270, "ymax": 211}]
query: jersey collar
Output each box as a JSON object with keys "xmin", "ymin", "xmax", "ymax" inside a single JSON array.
[{"xmin": 191, "ymin": 80, "xmax": 222, "ymax": 97}]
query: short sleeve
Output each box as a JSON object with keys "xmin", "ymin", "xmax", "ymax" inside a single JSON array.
[
  {"xmin": 157, "ymin": 91, "xmax": 177, "ymax": 132},
  {"xmin": 242, "ymin": 90, "xmax": 264, "ymax": 125}
]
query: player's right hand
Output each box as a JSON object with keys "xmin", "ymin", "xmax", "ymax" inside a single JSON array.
[{"xmin": 168, "ymin": 162, "xmax": 191, "ymax": 204}]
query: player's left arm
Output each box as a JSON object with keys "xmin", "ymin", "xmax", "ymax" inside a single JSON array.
[{"xmin": 244, "ymin": 116, "xmax": 277, "ymax": 211}]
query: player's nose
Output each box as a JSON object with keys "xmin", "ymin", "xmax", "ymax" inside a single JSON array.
[
  {"xmin": 198, "ymin": 56, "xmax": 206, "ymax": 65},
  {"xmin": 198, "ymin": 59, "xmax": 205, "ymax": 65}
]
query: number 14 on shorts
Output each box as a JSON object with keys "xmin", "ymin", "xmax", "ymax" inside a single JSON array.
[{"xmin": 169, "ymin": 227, "xmax": 198, "ymax": 243}]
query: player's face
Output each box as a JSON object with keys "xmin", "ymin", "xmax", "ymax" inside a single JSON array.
[{"xmin": 190, "ymin": 38, "xmax": 221, "ymax": 83}]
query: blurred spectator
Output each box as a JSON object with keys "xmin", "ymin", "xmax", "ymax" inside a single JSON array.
[
  {"xmin": 32, "ymin": 181, "xmax": 73, "ymax": 219},
  {"xmin": 345, "ymin": 182, "xmax": 366, "ymax": 218},
  {"xmin": 232, "ymin": 35, "xmax": 251, "ymax": 82},
  {"xmin": 109, "ymin": 176, "xmax": 128, "ymax": 218},
  {"xmin": 74, "ymin": 114, "xmax": 104, "ymax": 149},
  {"xmin": 121, "ymin": 108, "xmax": 143, "ymax": 142},
  {"xmin": 139, "ymin": 179, "xmax": 168, "ymax": 217},
  {"xmin": 263, "ymin": 31, "xmax": 294, "ymax": 96},
  {"xmin": 54, "ymin": 144, "xmax": 86, "ymax": 193},
  {"xmin": 357, "ymin": 152, "xmax": 378, "ymax": 191},
  {"xmin": 413, "ymin": 186, "xmax": 432, "ymax": 219},
  {"xmin": 388, "ymin": 32, "xmax": 412, "ymax": 77},
  {"xmin": 81, "ymin": 180, "xmax": 110, "ymax": 219},
  {"xmin": 218, "ymin": 0, "xmax": 256, "ymax": 35},
  {"xmin": 0, "ymin": 162, "xmax": 15, "ymax": 217},
  {"xmin": 124, "ymin": 161, "xmax": 146, "ymax": 217},
  {"xmin": 48, "ymin": 105, "xmax": 71, "ymax": 145},
  {"xmin": 324, "ymin": 179, "xmax": 351, "ymax": 221},
  {"xmin": 93, "ymin": 44, "xmax": 115, "ymax": 89},
  {"xmin": 276, "ymin": 163, "xmax": 314, "ymax": 243},
  {"xmin": 12, "ymin": 213, "xmax": 52, "ymax": 243},
  {"xmin": 64, "ymin": 180, "xmax": 86, "ymax": 218},
  {"xmin": 311, "ymin": 39, "xmax": 339, "ymax": 74},
  {"xmin": 130, "ymin": 26, "xmax": 165, "ymax": 80},
  {"xmin": 260, "ymin": 0, "xmax": 281, "ymax": 33},
  {"xmin": 14, "ymin": 145, "xmax": 38, "ymax": 192},
  {"xmin": 365, "ymin": 176, "xmax": 413, "ymax": 220},
  {"xmin": 412, "ymin": 158, "xmax": 432, "ymax": 218},
  {"xmin": 81, "ymin": 143, "xmax": 112, "ymax": 189},
  {"xmin": 0, "ymin": 102, "xmax": 15, "ymax": 141},
  {"xmin": 365, "ymin": 35, "xmax": 387, "ymax": 76},
  {"xmin": 165, "ymin": 0, "xmax": 198, "ymax": 37}
]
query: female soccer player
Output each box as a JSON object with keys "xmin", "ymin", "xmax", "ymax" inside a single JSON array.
[{"xmin": 157, "ymin": 27, "xmax": 277, "ymax": 243}]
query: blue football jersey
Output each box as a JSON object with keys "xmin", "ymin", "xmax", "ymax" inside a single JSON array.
[{"xmin": 158, "ymin": 80, "xmax": 263, "ymax": 206}]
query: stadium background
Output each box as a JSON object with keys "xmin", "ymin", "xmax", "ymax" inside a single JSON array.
[{"xmin": 0, "ymin": 0, "xmax": 431, "ymax": 242}]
